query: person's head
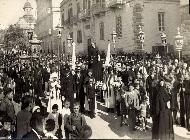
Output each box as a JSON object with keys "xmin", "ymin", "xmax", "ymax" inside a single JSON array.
[
  {"xmin": 52, "ymin": 104, "xmax": 58, "ymax": 114},
  {"xmin": 160, "ymin": 80, "xmax": 165, "ymax": 87},
  {"xmin": 45, "ymin": 119, "xmax": 55, "ymax": 132},
  {"xmin": 80, "ymin": 125, "xmax": 92, "ymax": 139},
  {"xmin": 30, "ymin": 112, "xmax": 44, "ymax": 133},
  {"xmin": 71, "ymin": 69, "xmax": 75, "ymax": 75},
  {"xmin": 1, "ymin": 117, "xmax": 12, "ymax": 132},
  {"xmin": 63, "ymin": 99, "xmax": 70, "ymax": 109},
  {"xmin": 89, "ymin": 78, "xmax": 93, "ymax": 84},
  {"xmin": 73, "ymin": 102, "xmax": 80, "ymax": 114},
  {"xmin": 21, "ymin": 95, "xmax": 33, "ymax": 111},
  {"xmin": 32, "ymin": 106, "xmax": 41, "ymax": 113},
  {"xmin": 88, "ymin": 69, "xmax": 93, "ymax": 77},
  {"xmin": 134, "ymin": 82, "xmax": 140, "ymax": 90},
  {"xmin": 4, "ymin": 88, "xmax": 13, "ymax": 100},
  {"xmin": 129, "ymin": 84, "xmax": 134, "ymax": 92},
  {"xmin": 3, "ymin": 122, "xmax": 11, "ymax": 132},
  {"xmin": 136, "ymin": 72, "xmax": 141, "ymax": 79},
  {"xmin": 121, "ymin": 92, "xmax": 125, "ymax": 98}
]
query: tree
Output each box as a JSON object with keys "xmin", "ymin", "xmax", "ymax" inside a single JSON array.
[{"xmin": 4, "ymin": 24, "xmax": 29, "ymax": 51}]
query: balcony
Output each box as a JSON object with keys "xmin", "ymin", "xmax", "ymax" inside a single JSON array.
[
  {"xmin": 91, "ymin": 3, "xmax": 106, "ymax": 16},
  {"xmin": 78, "ymin": 9, "xmax": 91, "ymax": 21},
  {"xmin": 108, "ymin": 0, "xmax": 124, "ymax": 8}
]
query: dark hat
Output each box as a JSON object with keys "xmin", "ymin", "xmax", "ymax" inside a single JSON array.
[{"xmin": 52, "ymin": 104, "xmax": 58, "ymax": 110}]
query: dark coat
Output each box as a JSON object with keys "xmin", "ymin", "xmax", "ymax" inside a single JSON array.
[
  {"xmin": 16, "ymin": 109, "xmax": 32, "ymax": 138},
  {"xmin": 0, "ymin": 97, "xmax": 16, "ymax": 124},
  {"xmin": 65, "ymin": 113, "xmax": 86, "ymax": 138},
  {"xmin": 22, "ymin": 129, "xmax": 40, "ymax": 139},
  {"xmin": 75, "ymin": 73, "xmax": 84, "ymax": 101},
  {"xmin": 86, "ymin": 84, "xmax": 96, "ymax": 113},
  {"xmin": 62, "ymin": 73, "xmax": 76, "ymax": 100},
  {"xmin": 156, "ymin": 86, "xmax": 174, "ymax": 140}
]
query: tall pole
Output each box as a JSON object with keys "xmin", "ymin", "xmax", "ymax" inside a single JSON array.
[
  {"xmin": 178, "ymin": 50, "xmax": 181, "ymax": 61},
  {"xmin": 138, "ymin": 25, "xmax": 145, "ymax": 87},
  {"xmin": 175, "ymin": 27, "xmax": 183, "ymax": 62}
]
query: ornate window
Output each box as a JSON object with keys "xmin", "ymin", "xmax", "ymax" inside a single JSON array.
[{"xmin": 158, "ymin": 12, "xmax": 165, "ymax": 31}]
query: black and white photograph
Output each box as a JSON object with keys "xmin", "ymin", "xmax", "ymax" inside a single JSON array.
[{"xmin": 0, "ymin": 0, "xmax": 190, "ymax": 139}]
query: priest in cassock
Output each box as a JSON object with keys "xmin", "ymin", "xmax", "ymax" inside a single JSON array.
[{"xmin": 156, "ymin": 80, "xmax": 174, "ymax": 140}]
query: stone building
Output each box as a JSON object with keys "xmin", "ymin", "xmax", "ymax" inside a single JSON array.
[
  {"xmin": 60, "ymin": 0, "xmax": 180, "ymax": 55},
  {"xmin": 17, "ymin": 0, "xmax": 36, "ymax": 38},
  {"xmin": 35, "ymin": 0, "xmax": 63, "ymax": 53},
  {"xmin": 180, "ymin": 0, "xmax": 190, "ymax": 55}
]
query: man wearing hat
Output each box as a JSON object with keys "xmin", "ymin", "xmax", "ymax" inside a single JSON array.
[
  {"xmin": 84, "ymin": 69, "xmax": 95, "ymax": 113},
  {"xmin": 75, "ymin": 66, "xmax": 84, "ymax": 102},
  {"xmin": 61, "ymin": 65, "xmax": 76, "ymax": 112}
]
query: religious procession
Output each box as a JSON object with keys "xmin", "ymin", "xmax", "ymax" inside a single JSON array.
[{"xmin": 0, "ymin": 0, "xmax": 190, "ymax": 139}]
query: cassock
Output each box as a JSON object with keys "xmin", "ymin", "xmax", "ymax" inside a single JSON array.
[
  {"xmin": 86, "ymin": 83, "xmax": 96, "ymax": 118},
  {"xmin": 156, "ymin": 86, "xmax": 174, "ymax": 140},
  {"xmin": 184, "ymin": 78, "xmax": 190, "ymax": 131}
]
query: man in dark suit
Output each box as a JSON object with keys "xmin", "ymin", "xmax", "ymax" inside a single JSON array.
[
  {"xmin": 22, "ymin": 112, "xmax": 44, "ymax": 139},
  {"xmin": 62, "ymin": 67, "xmax": 76, "ymax": 112}
]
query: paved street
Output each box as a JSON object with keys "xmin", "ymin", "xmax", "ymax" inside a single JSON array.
[{"xmin": 83, "ymin": 101, "xmax": 190, "ymax": 139}]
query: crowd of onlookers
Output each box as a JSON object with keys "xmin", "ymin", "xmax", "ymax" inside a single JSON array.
[{"xmin": 0, "ymin": 50, "xmax": 190, "ymax": 139}]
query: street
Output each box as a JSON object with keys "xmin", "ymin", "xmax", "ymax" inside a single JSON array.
[{"xmin": 83, "ymin": 101, "xmax": 190, "ymax": 139}]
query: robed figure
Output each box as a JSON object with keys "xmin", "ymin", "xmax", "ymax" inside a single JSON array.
[{"xmin": 156, "ymin": 81, "xmax": 174, "ymax": 140}]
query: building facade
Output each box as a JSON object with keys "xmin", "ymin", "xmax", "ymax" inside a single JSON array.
[
  {"xmin": 60, "ymin": 0, "xmax": 180, "ymax": 55},
  {"xmin": 180, "ymin": 0, "xmax": 190, "ymax": 55},
  {"xmin": 17, "ymin": 0, "xmax": 36, "ymax": 38},
  {"xmin": 35, "ymin": 0, "xmax": 63, "ymax": 53}
]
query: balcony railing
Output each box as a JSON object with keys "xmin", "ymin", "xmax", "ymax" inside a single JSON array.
[
  {"xmin": 108, "ymin": 0, "xmax": 124, "ymax": 8},
  {"xmin": 78, "ymin": 9, "xmax": 91, "ymax": 20},
  {"xmin": 91, "ymin": 3, "xmax": 106, "ymax": 15}
]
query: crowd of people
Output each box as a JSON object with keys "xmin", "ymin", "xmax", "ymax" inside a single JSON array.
[{"xmin": 0, "ymin": 47, "xmax": 190, "ymax": 139}]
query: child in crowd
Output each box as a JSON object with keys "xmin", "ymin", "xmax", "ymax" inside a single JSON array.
[
  {"xmin": 44, "ymin": 119, "xmax": 58, "ymax": 139},
  {"xmin": 139, "ymin": 97, "xmax": 148, "ymax": 131},
  {"xmin": 0, "ymin": 119, "xmax": 12, "ymax": 139},
  {"xmin": 61, "ymin": 99, "xmax": 71, "ymax": 139},
  {"xmin": 65, "ymin": 102, "xmax": 87, "ymax": 139},
  {"xmin": 46, "ymin": 104, "xmax": 62, "ymax": 137},
  {"xmin": 125, "ymin": 84, "xmax": 139, "ymax": 131}
]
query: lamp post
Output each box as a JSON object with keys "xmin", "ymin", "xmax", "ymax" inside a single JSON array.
[
  {"xmin": 111, "ymin": 30, "xmax": 117, "ymax": 52},
  {"xmin": 175, "ymin": 27, "xmax": 183, "ymax": 61},
  {"xmin": 48, "ymin": 29, "xmax": 52, "ymax": 54},
  {"xmin": 155, "ymin": 53, "xmax": 161, "ymax": 81},
  {"xmin": 138, "ymin": 25, "xmax": 145, "ymax": 50},
  {"xmin": 55, "ymin": 20, "xmax": 63, "ymax": 78},
  {"xmin": 67, "ymin": 35, "xmax": 73, "ymax": 61},
  {"xmin": 138, "ymin": 25, "xmax": 145, "ymax": 86},
  {"xmin": 160, "ymin": 32, "xmax": 167, "ymax": 55}
]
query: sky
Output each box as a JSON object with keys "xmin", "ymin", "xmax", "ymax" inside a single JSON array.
[{"xmin": 0, "ymin": 0, "xmax": 36, "ymax": 29}]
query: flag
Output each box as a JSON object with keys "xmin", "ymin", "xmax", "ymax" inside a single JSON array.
[
  {"xmin": 105, "ymin": 42, "xmax": 111, "ymax": 66},
  {"xmin": 71, "ymin": 42, "xmax": 76, "ymax": 70}
]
